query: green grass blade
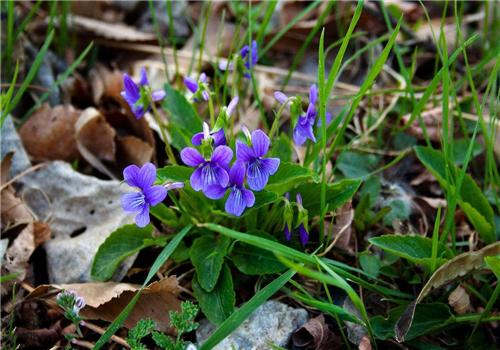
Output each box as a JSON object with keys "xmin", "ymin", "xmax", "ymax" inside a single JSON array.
[
  {"xmin": 199, "ymin": 269, "xmax": 295, "ymax": 350},
  {"xmin": 1, "ymin": 30, "xmax": 55, "ymax": 124},
  {"xmin": 281, "ymin": 1, "xmax": 334, "ymax": 89},
  {"xmin": 255, "ymin": 1, "xmax": 278, "ymax": 47},
  {"xmin": 430, "ymin": 207, "xmax": 442, "ymax": 273},
  {"xmin": 259, "ymin": 0, "xmax": 322, "ymax": 59},
  {"xmin": 93, "ymin": 224, "xmax": 192, "ymax": 350},
  {"xmin": 326, "ymin": 16, "xmax": 402, "ymax": 160},
  {"xmin": 318, "ymin": 0, "xmax": 363, "ymax": 242},
  {"xmin": 201, "ymin": 223, "xmax": 410, "ymax": 298},
  {"xmin": 20, "ymin": 41, "xmax": 94, "ymax": 123}
]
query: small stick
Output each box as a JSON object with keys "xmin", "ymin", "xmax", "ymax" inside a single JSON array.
[
  {"xmin": 71, "ymin": 339, "xmax": 94, "ymax": 349},
  {"xmin": 80, "ymin": 320, "xmax": 130, "ymax": 348}
]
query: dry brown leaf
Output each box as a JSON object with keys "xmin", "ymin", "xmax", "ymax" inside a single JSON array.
[
  {"xmin": 75, "ymin": 107, "xmax": 116, "ymax": 179},
  {"xmin": 27, "ymin": 276, "xmax": 181, "ymax": 333},
  {"xmin": 76, "ymin": 107, "xmax": 116, "ymax": 162},
  {"xmin": 448, "ymin": 285, "xmax": 470, "ymax": 315},
  {"xmin": 292, "ymin": 314, "xmax": 341, "ymax": 350},
  {"xmin": 320, "ymin": 202, "xmax": 354, "ymax": 256},
  {"xmin": 117, "ymin": 136, "xmax": 154, "ymax": 166},
  {"xmin": 89, "ymin": 63, "xmax": 124, "ymax": 105},
  {"xmin": 19, "ymin": 104, "xmax": 81, "ymax": 162},
  {"xmin": 395, "ymin": 241, "xmax": 500, "ymax": 342},
  {"xmin": 66, "ymin": 15, "xmax": 156, "ymax": 41}
]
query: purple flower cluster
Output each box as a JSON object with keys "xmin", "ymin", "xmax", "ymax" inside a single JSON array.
[
  {"xmin": 275, "ymin": 84, "xmax": 332, "ymax": 146},
  {"xmin": 121, "ymin": 67, "xmax": 166, "ymax": 119},
  {"xmin": 181, "ymin": 128, "xmax": 279, "ymax": 216}
]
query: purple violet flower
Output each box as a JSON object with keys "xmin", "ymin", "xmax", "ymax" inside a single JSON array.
[
  {"xmin": 181, "ymin": 145, "xmax": 233, "ymax": 193},
  {"xmin": 191, "ymin": 128, "xmax": 227, "ymax": 147},
  {"xmin": 121, "ymin": 163, "xmax": 167, "ymax": 227},
  {"xmin": 293, "ymin": 102, "xmax": 317, "ymax": 145},
  {"xmin": 298, "ymin": 224, "xmax": 309, "ymax": 246},
  {"xmin": 121, "ymin": 67, "xmax": 166, "ymax": 119},
  {"xmin": 184, "ymin": 73, "xmax": 209, "ymax": 101},
  {"xmin": 205, "ymin": 161, "xmax": 255, "ymax": 216},
  {"xmin": 288, "ymin": 84, "xmax": 333, "ymax": 145},
  {"xmin": 225, "ymin": 96, "xmax": 239, "ymax": 117},
  {"xmin": 240, "ymin": 40, "xmax": 258, "ymax": 78},
  {"xmin": 274, "ymin": 91, "xmax": 290, "ymax": 107},
  {"xmin": 236, "ymin": 129, "xmax": 280, "ymax": 191}
]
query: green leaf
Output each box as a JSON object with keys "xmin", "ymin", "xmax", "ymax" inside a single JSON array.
[
  {"xmin": 269, "ymin": 134, "xmax": 292, "ymax": 162},
  {"xmin": 453, "ymin": 138, "xmax": 483, "ymax": 165},
  {"xmin": 414, "ymin": 146, "xmax": 495, "ymax": 243},
  {"xmin": 157, "ymin": 165, "xmax": 193, "ymax": 183},
  {"xmin": 359, "ymin": 252, "xmax": 382, "ymax": 277},
  {"xmin": 337, "ymin": 151, "xmax": 380, "ymax": 179},
  {"xmin": 163, "ymin": 84, "xmax": 202, "ymax": 134},
  {"xmin": 91, "ymin": 225, "xmax": 157, "ymax": 281},
  {"xmin": 291, "ymin": 179, "xmax": 361, "ymax": 216},
  {"xmin": 193, "ymin": 264, "xmax": 235, "ymax": 325},
  {"xmin": 484, "ymin": 256, "xmax": 500, "ymax": 279},
  {"xmin": 266, "ymin": 162, "xmax": 318, "ymax": 194},
  {"xmin": 149, "ymin": 204, "xmax": 178, "ymax": 227},
  {"xmin": 199, "ymin": 270, "xmax": 295, "ymax": 350},
  {"xmin": 190, "ymin": 235, "xmax": 231, "ymax": 292},
  {"xmin": 249, "ymin": 190, "xmax": 279, "ymax": 210},
  {"xmin": 231, "ymin": 232, "xmax": 285, "ymax": 275},
  {"xmin": 369, "ymin": 235, "xmax": 451, "ymax": 268},
  {"xmin": 371, "ymin": 303, "xmax": 453, "ymax": 341}
]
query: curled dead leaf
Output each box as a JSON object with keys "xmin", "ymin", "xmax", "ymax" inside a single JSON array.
[
  {"xmin": 117, "ymin": 135, "xmax": 154, "ymax": 166},
  {"xmin": 448, "ymin": 285, "xmax": 470, "ymax": 315},
  {"xmin": 89, "ymin": 63, "xmax": 124, "ymax": 105},
  {"xmin": 292, "ymin": 314, "xmax": 341, "ymax": 350},
  {"xmin": 75, "ymin": 107, "xmax": 116, "ymax": 179},
  {"xmin": 19, "ymin": 104, "xmax": 81, "ymax": 162},
  {"xmin": 27, "ymin": 276, "xmax": 181, "ymax": 334}
]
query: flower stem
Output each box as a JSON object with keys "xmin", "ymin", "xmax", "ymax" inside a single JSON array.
[
  {"xmin": 269, "ymin": 97, "xmax": 294, "ymax": 139},
  {"xmin": 149, "ymin": 95, "xmax": 177, "ymax": 164},
  {"xmin": 208, "ymin": 92, "xmax": 215, "ymax": 127}
]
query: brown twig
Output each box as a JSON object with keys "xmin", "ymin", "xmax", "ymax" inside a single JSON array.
[
  {"xmin": 71, "ymin": 339, "xmax": 94, "ymax": 349},
  {"xmin": 80, "ymin": 321, "xmax": 130, "ymax": 349},
  {"xmin": 0, "ymin": 163, "xmax": 47, "ymax": 191}
]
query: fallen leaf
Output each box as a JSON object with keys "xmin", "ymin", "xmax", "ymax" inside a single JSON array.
[
  {"xmin": 117, "ymin": 135, "xmax": 154, "ymax": 166},
  {"xmin": 320, "ymin": 202, "xmax": 354, "ymax": 256},
  {"xmin": 448, "ymin": 285, "xmax": 470, "ymax": 315},
  {"xmin": 89, "ymin": 63, "xmax": 124, "ymax": 105},
  {"xmin": 292, "ymin": 314, "xmax": 341, "ymax": 350},
  {"xmin": 1, "ymin": 155, "xmax": 35, "ymax": 294},
  {"xmin": 75, "ymin": 107, "xmax": 116, "ymax": 178},
  {"xmin": 19, "ymin": 104, "xmax": 81, "ymax": 162},
  {"xmin": 66, "ymin": 15, "xmax": 156, "ymax": 41},
  {"xmin": 28, "ymin": 276, "xmax": 181, "ymax": 333},
  {"xmin": 395, "ymin": 241, "xmax": 500, "ymax": 342}
]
